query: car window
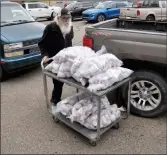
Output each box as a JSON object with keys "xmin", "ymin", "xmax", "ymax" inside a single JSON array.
[
  {"xmin": 28, "ymin": 4, "xmax": 38, "ymax": 9},
  {"xmin": 1, "ymin": 3, "xmax": 34, "ymax": 26},
  {"xmin": 22, "ymin": 4, "xmax": 25, "ymax": 8},
  {"xmin": 38, "ymin": 3, "xmax": 49, "ymax": 8},
  {"xmin": 95, "ymin": 1, "xmax": 113, "ymax": 9},
  {"xmin": 150, "ymin": 0, "xmax": 159, "ymax": 7},
  {"xmin": 161, "ymin": 1, "xmax": 166, "ymax": 8},
  {"xmin": 76, "ymin": 3, "xmax": 83, "ymax": 8},
  {"xmin": 142, "ymin": 0, "xmax": 149, "ymax": 7},
  {"xmin": 82, "ymin": 3, "xmax": 92, "ymax": 8},
  {"xmin": 143, "ymin": 0, "xmax": 159, "ymax": 7},
  {"xmin": 66, "ymin": 1, "xmax": 77, "ymax": 9},
  {"xmin": 116, "ymin": 2, "xmax": 126, "ymax": 8},
  {"xmin": 109, "ymin": 3, "xmax": 117, "ymax": 8}
]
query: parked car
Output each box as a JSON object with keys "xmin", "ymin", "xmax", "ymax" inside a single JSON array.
[
  {"xmin": 83, "ymin": 18, "xmax": 167, "ymax": 117},
  {"xmin": 22, "ymin": 2, "xmax": 61, "ymax": 20},
  {"xmin": 65, "ymin": 1, "xmax": 94, "ymax": 21},
  {"xmin": 82, "ymin": 1, "xmax": 132, "ymax": 22},
  {"xmin": 120, "ymin": 0, "xmax": 167, "ymax": 21},
  {"xmin": 0, "ymin": 1, "xmax": 46, "ymax": 81}
]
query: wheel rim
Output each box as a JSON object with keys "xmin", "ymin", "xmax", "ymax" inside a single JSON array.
[
  {"xmin": 147, "ymin": 16, "xmax": 154, "ymax": 21},
  {"xmin": 98, "ymin": 15, "xmax": 105, "ymax": 22},
  {"xmin": 131, "ymin": 80, "xmax": 161, "ymax": 111}
]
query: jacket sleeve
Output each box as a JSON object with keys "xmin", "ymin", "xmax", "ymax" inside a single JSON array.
[{"xmin": 38, "ymin": 27, "xmax": 50, "ymax": 58}]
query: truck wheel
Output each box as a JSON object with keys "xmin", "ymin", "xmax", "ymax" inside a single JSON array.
[
  {"xmin": 97, "ymin": 14, "xmax": 105, "ymax": 23},
  {"xmin": 146, "ymin": 15, "xmax": 155, "ymax": 21},
  {"xmin": 118, "ymin": 71, "xmax": 167, "ymax": 118}
]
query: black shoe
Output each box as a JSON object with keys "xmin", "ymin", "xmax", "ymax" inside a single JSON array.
[{"xmin": 50, "ymin": 98, "xmax": 61, "ymax": 106}]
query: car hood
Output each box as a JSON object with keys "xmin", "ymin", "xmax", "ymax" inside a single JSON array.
[
  {"xmin": 83, "ymin": 8, "xmax": 106, "ymax": 14},
  {"xmin": 1, "ymin": 22, "xmax": 46, "ymax": 43}
]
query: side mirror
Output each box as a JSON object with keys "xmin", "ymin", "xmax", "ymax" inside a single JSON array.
[{"xmin": 107, "ymin": 8, "xmax": 111, "ymax": 10}]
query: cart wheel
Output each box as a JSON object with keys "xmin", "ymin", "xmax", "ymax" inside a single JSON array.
[
  {"xmin": 113, "ymin": 123, "xmax": 119, "ymax": 129},
  {"xmin": 52, "ymin": 116, "xmax": 60, "ymax": 123},
  {"xmin": 90, "ymin": 140, "xmax": 97, "ymax": 146}
]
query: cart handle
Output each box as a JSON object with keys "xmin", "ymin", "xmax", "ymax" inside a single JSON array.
[{"xmin": 41, "ymin": 58, "xmax": 53, "ymax": 71}]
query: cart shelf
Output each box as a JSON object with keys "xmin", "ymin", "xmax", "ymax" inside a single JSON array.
[
  {"xmin": 54, "ymin": 113, "xmax": 120, "ymax": 141},
  {"xmin": 43, "ymin": 71, "xmax": 131, "ymax": 97}
]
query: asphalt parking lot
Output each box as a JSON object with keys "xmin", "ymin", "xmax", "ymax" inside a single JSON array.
[{"xmin": 1, "ymin": 19, "xmax": 167, "ymax": 154}]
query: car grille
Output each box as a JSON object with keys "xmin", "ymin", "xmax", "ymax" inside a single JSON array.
[
  {"xmin": 24, "ymin": 47, "xmax": 40, "ymax": 55},
  {"xmin": 23, "ymin": 39, "xmax": 40, "ymax": 55},
  {"xmin": 29, "ymin": 47, "xmax": 40, "ymax": 53},
  {"xmin": 23, "ymin": 39, "xmax": 39, "ymax": 47}
]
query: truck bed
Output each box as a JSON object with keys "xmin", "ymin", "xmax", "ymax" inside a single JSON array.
[
  {"xmin": 85, "ymin": 18, "xmax": 167, "ymax": 65},
  {"xmin": 91, "ymin": 18, "xmax": 167, "ymax": 32}
]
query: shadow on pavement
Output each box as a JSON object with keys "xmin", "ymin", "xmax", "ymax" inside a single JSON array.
[{"xmin": 2, "ymin": 65, "xmax": 41, "ymax": 82}]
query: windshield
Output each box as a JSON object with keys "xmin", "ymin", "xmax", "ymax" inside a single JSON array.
[
  {"xmin": 95, "ymin": 1, "xmax": 112, "ymax": 9},
  {"xmin": 66, "ymin": 1, "xmax": 78, "ymax": 9},
  {"xmin": 1, "ymin": 3, "xmax": 35, "ymax": 26}
]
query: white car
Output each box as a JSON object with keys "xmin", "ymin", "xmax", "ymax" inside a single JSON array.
[
  {"xmin": 22, "ymin": 2, "xmax": 61, "ymax": 20},
  {"xmin": 120, "ymin": 0, "xmax": 167, "ymax": 21}
]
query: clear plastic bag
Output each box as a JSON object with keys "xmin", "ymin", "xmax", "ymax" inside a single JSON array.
[
  {"xmin": 96, "ymin": 45, "xmax": 108, "ymax": 56},
  {"xmin": 88, "ymin": 67, "xmax": 133, "ymax": 92}
]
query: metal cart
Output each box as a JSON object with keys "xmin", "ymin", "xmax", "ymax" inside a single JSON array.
[{"xmin": 41, "ymin": 61, "xmax": 131, "ymax": 146}]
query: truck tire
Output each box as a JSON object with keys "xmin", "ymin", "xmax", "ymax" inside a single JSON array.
[
  {"xmin": 146, "ymin": 15, "xmax": 155, "ymax": 21},
  {"xmin": 117, "ymin": 71, "xmax": 167, "ymax": 118},
  {"xmin": 97, "ymin": 14, "xmax": 105, "ymax": 23}
]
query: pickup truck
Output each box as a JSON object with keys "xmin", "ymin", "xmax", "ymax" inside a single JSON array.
[
  {"xmin": 22, "ymin": 2, "xmax": 61, "ymax": 20},
  {"xmin": 120, "ymin": 0, "xmax": 167, "ymax": 21},
  {"xmin": 0, "ymin": 1, "xmax": 45, "ymax": 81},
  {"xmin": 83, "ymin": 18, "xmax": 167, "ymax": 118}
]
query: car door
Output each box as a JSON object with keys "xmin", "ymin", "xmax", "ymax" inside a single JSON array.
[
  {"xmin": 160, "ymin": 1, "xmax": 167, "ymax": 20},
  {"xmin": 73, "ymin": 3, "xmax": 83, "ymax": 17},
  {"xmin": 107, "ymin": 3, "xmax": 118, "ymax": 18},
  {"xmin": 27, "ymin": 3, "xmax": 40, "ymax": 18},
  {"xmin": 37, "ymin": 3, "xmax": 52, "ymax": 18},
  {"xmin": 149, "ymin": 0, "xmax": 161, "ymax": 20}
]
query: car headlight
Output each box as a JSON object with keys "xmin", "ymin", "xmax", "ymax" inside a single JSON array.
[{"xmin": 4, "ymin": 42, "xmax": 23, "ymax": 51}]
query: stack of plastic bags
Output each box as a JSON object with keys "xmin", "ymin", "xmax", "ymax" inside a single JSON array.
[
  {"xmin": 45, "ymin": 46, "xmax": 96, "ymax": 78},
  {"xmin": 45, "ymin": 45, "xmax": 133, "ymax": 92},
  {"xmin": 52, "ymin": 92, "xmax": 121, "ymax": 130}
]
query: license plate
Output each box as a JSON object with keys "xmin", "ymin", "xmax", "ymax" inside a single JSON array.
[{"xmin": 5, "ymin": 51, "xmax": 24, "ymax": 57}]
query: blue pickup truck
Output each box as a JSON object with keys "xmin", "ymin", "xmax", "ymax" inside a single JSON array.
[
  {"xmin": 0, "ymin": 1, "xmax": 46, "ymax": 81},
  {"xmin": 82, "ymin": 1, "xmax": 132, "ymax": 22}
]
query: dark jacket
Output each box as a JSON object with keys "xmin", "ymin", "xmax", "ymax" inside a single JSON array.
[{"xmin": 38, "ymin": 22, "xmax": 74, "ymax": 58}]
